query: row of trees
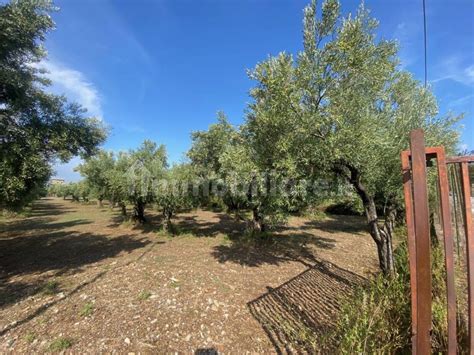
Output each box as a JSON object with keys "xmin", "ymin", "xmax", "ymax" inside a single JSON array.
[
  {"xmin": 50, "ymin": 141, "xmax": 196, "ymax": 231},
  {"xmin": 186, "ymin": 0, "xmax": 460, "ymax": 274},
  {"xmin": 60, "ymin": 0, "xmax": 460, "ymax": 275},
  {"xmin": 0, "ymin": 0, "xmax": 106, "ymax": 210},
  {"xmin": 4, "ymin": 0, "xmax": 461, "ymax": 276}
]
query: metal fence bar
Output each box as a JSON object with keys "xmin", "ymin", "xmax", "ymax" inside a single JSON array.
[
  {"xmin": 401, "ymin": 150, "xmax": 418, "ymax": 349},
  {"xmin": 460, "ymin": 162, "xmax": 474, "ymax": 350},
  {"xmin": 410, "ymin": 129, "xmax": 432, "ymax": 354},
  {"xmin": 446, "ymin": 155, "xmax": 474, "ymax": 164},
  {"xmin": 436, "ymin": 147, "xmax": 457, "ymax": 354}
]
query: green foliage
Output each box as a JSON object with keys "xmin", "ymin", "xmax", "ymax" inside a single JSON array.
[
  {"xmin": 138, "ymin": 290, "xmax": 151, "ymax": 300},
  {"xmin": 76, "ymin": 151, "xmax": 115, "ymax": 202},
  {"xmin": 49, "ymin": 182, "xmax": 90, "ymax": 202},
  {"xmin": 0, "ymin": 0, "xmax": 106, "ymax": 210},
  {"xmin": 79, "ymin": 302, "xmax": 94, "ymax": 317},
  {"xmin": 188, "ymin": 111, "xmax": 237, "ymax": 178},
  {"xmin": 48, "ymin": 337, "xmax": 73, "ymax": 351},
  {"xmin": 41, "ymin": 280, "xmax": 60, "ymax": 295},
  {"xmin": 324, "ymin": 194, "xmax": 364, "ymax": 216},
  {"xmin": 331, "ymin": 242, "xmax": 466, "ymax": 353},
  {"xmin": 25, "ymin": 331, "xmax": 36, "ymax": 343},
  {"xmin": 246, "ymin": 0, "xmax": 460, "ymax": 209},
  {"xmin": 243, "ymin": 0, "xmax": 460, "ymax": 272},
  {"xmin": 154, "ymin": 163, "xmax": 197, "ymax": 231}
]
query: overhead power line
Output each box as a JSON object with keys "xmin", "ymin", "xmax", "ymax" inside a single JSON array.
[{"xmin": 423, "ymin": 0, "xmax": 428, "ymax": 88}]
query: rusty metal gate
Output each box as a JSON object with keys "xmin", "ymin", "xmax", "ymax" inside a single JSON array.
[{"xmin": 402, "ymin": 129, "xmax": 473, "ymax": 354}]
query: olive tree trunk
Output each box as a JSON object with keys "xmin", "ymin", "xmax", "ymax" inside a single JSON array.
[
  {"xmin": 132, "ymin": 199, "xmax": 146, "ymax": 223},
  {"xmin": 251, "ymin": 206, "xmax": 266, "ymax": 233},
  {"xmin": 120, "ymin": 202, "xmax": 127, "ymax": 217},
  {"xmin": 335, "ymin": 162, "xmax": 395, "ymax": 276},
  {"xmin": 162, "ymin": 209, "xmax": 173, "ymax": 232}
]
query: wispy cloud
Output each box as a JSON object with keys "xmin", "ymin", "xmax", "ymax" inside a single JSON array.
[
  {"xmin": 431, "ymin": 56, "xmax": 474, "ymax": 87},
  {"xmin": 34, "ymin": 60, "xmax": 103, "ymax": 119},
  {"xmin": 450, "ymin": 93, "xmax": 474, "ymax": 107}
]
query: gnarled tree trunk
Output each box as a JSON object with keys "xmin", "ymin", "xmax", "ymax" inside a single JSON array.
[
  {"xmin": 132, "ymin": 199, "xmax": 146, "ymax": 223},
  {"xmin": 251, "ymin": 206, "xmax": 266, "ymax": 233},
  {"xmin": 162, "ymin": 209, "xmax": 173, "ymax": 232},
  {"xmin": 120, "ymin": 202, "xmax": 127, "ymax": 217},
  {"xmin": 335, "ymin": 162, "xmax": 395, "ymax": 276}
]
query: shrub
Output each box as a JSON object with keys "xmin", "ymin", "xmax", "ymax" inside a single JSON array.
[
  {"xmin": 324, "ymin": 196, "xmax": 364, "ymax": 216},
  {"xmin": 330, "ymin": 242, "xmax": 467, "ymax": 353}
]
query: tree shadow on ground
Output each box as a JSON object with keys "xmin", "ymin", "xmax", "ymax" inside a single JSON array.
[
  {"xmin": 0, "ymin": 239, "xmax": 160, "ymax": 337},
  {"xmin": 106, "ymin": 208, "xmax": 166, "ymax": 233},
  {"xmin": 27, "ymin": 198, "xmax": 78, "ymax": 217},
  {"xmin": 247, "ymin": 260, "xmax": 367, "ymax": 353},
  {"xmin": 175, "ymin": 213, "xmax": 246, "ymax": 238},
  {"xmin": 0, "ymin": 229, "xmax": 151, "ymax": 308},
  {"xmin": 107, "ymin": 210, "xmax": 247, "ymax": 238},
  {"xmin": 211, "ymin": 231, "xmax": 336, "ymax": 268},
  {"xmin": 0, "ymin": 218, "xmax": 92, "ymax": 235}
]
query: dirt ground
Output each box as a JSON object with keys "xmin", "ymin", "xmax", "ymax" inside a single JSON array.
[{"xmin": 0, "ymin": 198, "xmax": 378, "ymax": 353}]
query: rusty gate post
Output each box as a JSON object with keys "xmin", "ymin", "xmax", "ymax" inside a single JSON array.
[
  {"xmin": 460, "ymin": 162, "xmax": 474, "ymax": 350},
  {"xmin": 436, "ymin": 148, "xmax": 457, "ymax": 354},
  {"xmin": 410, "ymin": 129, "xmax": 432, "ymax": 354},
  {"xmin": 401, "ymin": 151, "xmax": 418, "ymax": 350}
]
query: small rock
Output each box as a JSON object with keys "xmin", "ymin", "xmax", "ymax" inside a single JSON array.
[
  {"xmin": 185, "ymin": 334, "xmax": 191, "ymax": 341},
  {"xmin": 124, "ymin": 338, "xmax": 131, "ymax": 345}
]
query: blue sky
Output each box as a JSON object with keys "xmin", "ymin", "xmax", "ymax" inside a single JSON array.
[{"xmin": 43, "ymin": 0, "xmax": 474, "ymax": 181}]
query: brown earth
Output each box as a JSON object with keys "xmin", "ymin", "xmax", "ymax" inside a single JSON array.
[{"xmin": 0, "ymin": 197, "xmax": 378, "ymax": 353}]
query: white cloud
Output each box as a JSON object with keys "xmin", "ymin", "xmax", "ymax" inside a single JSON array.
[
  {"xmin": 466, "ymin": 65, "xmax": 474, "ymax": 83},
  {"xmin": 33, "ymin": 60, "xmax": 103, "ymax": 119},
  {"xmin": 450, "ymin": 94, "xmax": 474, "ymax": 107},
  {"xmin": 432, "ymin": 57, "xmax": 474, "ymax": 87}
]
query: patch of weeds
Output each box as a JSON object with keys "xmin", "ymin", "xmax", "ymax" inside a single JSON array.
[
  {"xmin": 220, "ymin": 234, "xmax": 233, "ymax": 246},
  {"xmin": 48, "ymin": 337, "xmax": 73, "ymax": 351},
  {"xmin": 303, "ymin": 208, "xmax": 327, "ymax": 221},
  {"xmin": 25, "ymin": 331, "xmax": 36, "ymax": 343},
  {"xmin": 138, "ymin": 290, "xmax": 151, "ymax": 300},
  {"xmin": 79, "ymin": 302, "xmax": 94, "ymax": 317},
  {"xmin": 41, "ymin": 280, "xmax": 60, "ymax": 295}
]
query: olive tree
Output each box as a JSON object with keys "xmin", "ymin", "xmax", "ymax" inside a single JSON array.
[
  {"xmin": 125, "ymin": 140, "xmax": 167, "ymax": 223},
  {"xmin": 76, "ymin": 151, "xmax": 115, "ymax": 207},
  {"xmin": 0, "ymin": 0, "xmax": 106, "ymax": 210},
  {"xmin": 245, "ymin": 0, "xmax": 460, "ymax": 274},
  {"xmin": 154, "ymin": 164, "xmax": 196, "ymax": 232}
]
